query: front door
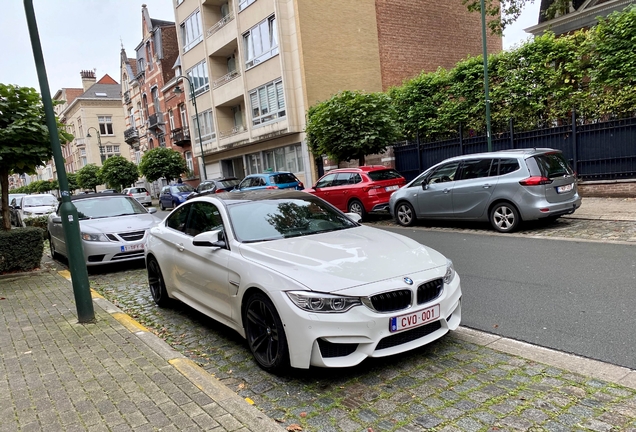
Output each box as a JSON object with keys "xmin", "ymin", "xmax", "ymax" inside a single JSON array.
[{"xmin": 415, "ymin": 162, "xmax": 459, "ymax": 218}]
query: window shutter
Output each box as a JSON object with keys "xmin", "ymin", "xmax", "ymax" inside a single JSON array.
[
  {"xmin": 267, "ymin": 84, "xmax": 276, "ymax": 113},
  {"xmin": 250, "ymin": 91, "xmax": 259, "ymax": 117},
  {"xmin": 259, "ymin": 87, "xmax": 268, "ymax": 114}
]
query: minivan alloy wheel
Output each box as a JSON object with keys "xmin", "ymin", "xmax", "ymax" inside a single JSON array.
[
  {"xmin": 490, "ymin": 203, "xmax": 519, "ymax": 233},
  {"xmin": 396, "ymin": 202, "xmax": 416, "ymax": 227}
]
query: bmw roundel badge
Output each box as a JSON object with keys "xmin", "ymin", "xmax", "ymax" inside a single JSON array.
[{"xmin": 403, "ymin": 277, "xmax": 413, "ymax": 285}]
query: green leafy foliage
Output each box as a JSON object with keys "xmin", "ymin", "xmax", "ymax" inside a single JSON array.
[
  {"xmin": 0, "ymin": 84, "xmax": 71, "ymax": 231},
  {"xmin": 0, "ymin": 227, "xmax": 44, "ymax": 273},
  {"xmin": 306, "ymin": 90, "xmax": 399, "ymax": 165},
  {"xmin": 99, "ymin": 156, "xmax": 139, "ymax": 192},
  {"xmin": 66, "ymin": 172, "xmax": 79, "ymax": 193},
  {"xmin": 138, "ymin": 147, "xmax": 187, "ymax": 183},
  {"xmin": 23, "ymin": 215, "xmax": 49, "ymax": 229},
  {"xmin": 76, "ymin": 164, "xmax": 102, "ymax": 192}
]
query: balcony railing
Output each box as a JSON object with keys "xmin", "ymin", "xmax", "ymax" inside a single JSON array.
[
  {"xmin": 213, "ymin": 70, "xmax": 240, "ymax": 89},
  {"xmin": 170, "ymin": 127, "xmax": 191, "ymax": 147},
  {"xmin": 75, "ymin": 138, "xmax": 86, "ymax": 147},
  {"xmin": 124, "ymin": 127, "xmax": 139, "ymax": 144},
  {"xmin": 123, "ymin": 90, "xmax": 131, "ymax": 104},
  {"xmin": 147, "ymin": 112, "xmax": 165, "ymax": 130},
  {"xmin": 219, "ymin": 125, "xmax": 246, "ymax": 139},
  {"xmin": 206, "ymin": 12, "xmax": 234, "ymax": 38}
]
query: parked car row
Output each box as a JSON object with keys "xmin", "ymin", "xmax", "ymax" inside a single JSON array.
[
  {"xmin": 8, "ymin": 193, "xmax": 58, "ymax": 227},
  {"xmin": 41, "ymin": 148, "xmax": 579, "ymax": 374}
]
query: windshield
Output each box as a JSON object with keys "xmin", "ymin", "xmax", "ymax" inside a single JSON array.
[
  {"xmin": 228, "ymin": 196, "xmax": 358, "ymax": 242},
  {"xmin": 23, "ymin": 195, "xmax": 58, "ymax": 207},
  {"xmin": 270, "ymin": 173, "xmax": 299, "ymax": 185},
  {"xmin": 218, "ymin": 179, "xmax": 240, "ymax": 188},
  {"xmin": 73, "ymin": 196, "xmax": 148, "ymax": 219},
  {"xmin": 171, "ymin": 185, "xmax": 194, "ymax": 193}
]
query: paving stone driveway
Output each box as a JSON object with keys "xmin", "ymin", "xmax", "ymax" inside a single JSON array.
[{"xmin": 87, "ymin": 218, "xmax": 636, "ymax": 431}]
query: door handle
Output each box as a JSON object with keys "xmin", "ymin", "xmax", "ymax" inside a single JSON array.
[
  {"xmin": 483, "ymin": 184, "xmax": 491, "ymax": 189},
  {"xmin": 177, "ymin": 243, "xmax": 184, "ymax": 252},
  {"xmin": 443, "ymin": 188, "xmax": 450, "ymax": 194}
]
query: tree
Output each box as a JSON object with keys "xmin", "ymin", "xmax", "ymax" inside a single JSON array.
[
  {"xmin": 100, "ymin": 156, "xmax": 139, "ymax": 192},
  {"xmin": 138, "ymin": 147, "xmax": 187, "ymax": 183},
  {"xmin": 0, "ymin": 84, "xmax": 71, "ymax": 230},
  {"xmin": 76, "ymin": 164, "xmax": 102, "ymax": 192},
  {"xmin": 305, "ymin": 90, "xmax": 400, "ymax": 165},
  {"xmin": 66, "ymin": 172, "xmax": 79, "ymax": 193}
]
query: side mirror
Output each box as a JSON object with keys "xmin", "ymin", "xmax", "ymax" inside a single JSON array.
[
  {"xmin": 52, "ymin": 216, "xmax": 62, "ymax": 224},
  {"xmin": 344, "ymin": 212, "xmax": 362, "ymax": 223},
  {"xmin": 192, "ymin": 229, "xmax": 226, "ymax": 248},
  {"xmin": 147, "ymin": 207, "xmax": 158, "ymax": 214},
  {"xmin": 421, "ymin": 181, "xmax": 429, "ymax": 190}
]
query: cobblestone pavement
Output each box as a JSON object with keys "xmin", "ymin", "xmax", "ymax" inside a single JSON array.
[{"xmin": 85, "ymin": 216, "xmax": 636, "ymax": 432}]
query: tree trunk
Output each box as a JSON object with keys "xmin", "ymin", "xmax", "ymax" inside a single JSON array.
[
  {"xmin": 0, "ymin": 167, "xmax": 11, "ymax": 231},
  {"xmin": 358, "ymin": 155, "xmax": 365, "ymax": 166}
]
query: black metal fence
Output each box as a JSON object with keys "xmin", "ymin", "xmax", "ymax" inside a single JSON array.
[{"xmin": 394, "ymin": 114, "xmax": 636, "ymax": 182}]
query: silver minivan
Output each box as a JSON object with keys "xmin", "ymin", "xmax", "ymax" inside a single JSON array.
[{"xmin": 388, "ymin": 148, "xmax": 582, "ymax": 232}]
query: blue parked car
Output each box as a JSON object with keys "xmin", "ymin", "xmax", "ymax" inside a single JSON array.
[
  {"xmin": 159, "ymin": 184, "xmax": 195, "ymax": 210},
  {"xmin": 234, "ymin": 172, "xmax": 304, "ymax": 192}
]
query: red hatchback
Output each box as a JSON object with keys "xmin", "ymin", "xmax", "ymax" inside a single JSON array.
[{"xmin": 304, "ymin": 166, "xmax": 406, "ymax": 219}]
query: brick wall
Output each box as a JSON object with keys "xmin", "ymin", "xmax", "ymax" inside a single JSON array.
[
  {"xmin": 375, "ymin": 0, "xmax": 502, "ymax": 90},
  {"xmin": 578, "ymin": 180, "xmax": 636, "ymax": 198}
]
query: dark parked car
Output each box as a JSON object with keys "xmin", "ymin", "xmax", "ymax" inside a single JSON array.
[
  {"xmin": 186, "ymin": 177, "xmax": 240, "ymax": 200},
  {"xmin": 304, "ymin": 166, "xmax": 406, "ymax": 219},
  {"xmin": 389, "ymin": 148, "xmax": 581, "ymax": 232},
  {"xmin": 159, "ymin": 184, "xmax": 195, "ymax": 210}
]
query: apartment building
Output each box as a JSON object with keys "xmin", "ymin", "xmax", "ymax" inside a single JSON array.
[
  {"xmin": 53, "ymin": 71, "xmax": 130, "ymax": 182},
  {"xmin": 172, "ymin": 0, "xmax": 501, "ymax": 185},
  {"xmin": 120, "ymin": 6, "xmax": 186, "ymax": 161}
]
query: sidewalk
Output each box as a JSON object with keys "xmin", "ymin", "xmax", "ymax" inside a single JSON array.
[
  {"xmin": 565, "ymin": 196, "xmax": 636, "ymax": 222},
  {"xmin": 0, "ymin": 270, "xmax": 284, "ymax": 431}
]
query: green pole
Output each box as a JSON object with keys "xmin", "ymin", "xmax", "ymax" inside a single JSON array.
[
  {"xmin": 179, "ymin": 75, "xmax": 207, "ymax": 180},
  {"xmin": 480, "ymin": 0, "xmax": 493, "ymax": 152},
  {"xmin": 24, "ymin": 0, "xmax": 95, "ymax": 323}
]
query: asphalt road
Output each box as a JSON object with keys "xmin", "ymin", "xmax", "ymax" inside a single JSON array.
[{"xmin": 378, "ymin": 226, "xmax": 636, "ymax": 370}]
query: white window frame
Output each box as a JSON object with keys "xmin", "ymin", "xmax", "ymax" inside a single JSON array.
[
  {"xmin": 180, "ymin": 10, "xmax": 202, "ymax": 53},
  {"xmin": 238, "ymin": 0, "xmax": 256, "ymax": 12},
  {"xmin": 98, "ymin": 116, "xmax": 114, "ymax": 135},
  {"xmin": 263, "ymin": 144, "xmax": 303, "ymax": 173},
  {"xmin": 245, "ymin": 152, "xmax": 262, "ymax": 174},
  {"xmin": 249, "ymin": 78, "xmax": 285, "ymax": 126},
  {"xmin": 243, "ymin": 15, "xmax": 278, "ymax": 69},
  {"xmin": 192, "ymin": 109, "xmax": 216, "ymax": 146},
  {"xmin": 185, "ymin": 151, "xmax": 193, "ymax": 171},
  {"xmin": 186, "ymin": 61, "xmax": 209, "ymax": 96}
]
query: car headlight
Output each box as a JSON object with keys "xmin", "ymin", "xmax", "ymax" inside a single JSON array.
[
  {"xmin": 444, "ymin": 259, "xmax": 456, "ymax": 284},
  {"xmin": 287, "ymin": 291, "xmax": 362, "ymax": 313},
  {"xmin": 81, "ymin": 232, "xmax": 110, "ymax": 242}
]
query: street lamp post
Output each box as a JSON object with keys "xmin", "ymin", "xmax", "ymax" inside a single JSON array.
[
  {"xmin": 174, "ymin": 76, "xmax": 207, "ymax": 181},
  {"xmin": 86, "ymin": 127, "xmax": 104, "ymax": 163},
  {"xmin": 23, "ymin": 0, "xmax": 94, "ymax": 323},
  {"xmin": 480, "ymin": 0, "xmax": 493, "ymax": 152}
]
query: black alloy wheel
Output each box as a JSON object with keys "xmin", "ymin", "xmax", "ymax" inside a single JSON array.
[
  {"xmin": 244, "ymin": 292, "xmax": 289, "ymax": 373},
  {"xmin": 395, "ymin": 201, "xmax": 416, "ymax": 227},
  {"xmin": 147, "ymin": 257, "xmax": 171, "ymax": 307},
  {"xmin": 490, "ymin": 202, "xmax": 520, "ymax": 233},
  {"xmin": 48, "ymin": 232, "xmax": 59, "ymax": 259}
]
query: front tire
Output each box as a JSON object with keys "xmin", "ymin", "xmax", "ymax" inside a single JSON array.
[
  {"xmin": 160, "ymin": 201, "xmax": 166, "ymax": 211},
  {"xmin": 347, "ymin": 199, "xmax": 367, "ymax": 221},
  {"xmin": 490, "ymin": 202, "xmax": 520, "ymax": 233},
  {"xmin": 48, "ymin": 232, "xmax": 59, "ymax": 260},
  {"xmin": 244, "ymin": 292, "xmax": 289, "ymax": 373},
  {"xmin": 395, "ymin": 201, "xmax": 416, "ymax": 227},
  {"xmin": 147, "ymin": 257, "xmax": 171, "ymax": 307}
]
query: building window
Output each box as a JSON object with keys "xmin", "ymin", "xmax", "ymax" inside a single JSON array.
[
  {"xmin": 114, "ymin": 145, "xmax": 120, "ymax": 153},
  {"xmin": 245, "ymin": 152, "xmax": 262, "ymax": 174},
  {"xmin": 77, "ymin": 118, "xmax": 83, "ymax": 138},
  {"xmin": 81, "ymin": 157, "xmax": 87, "ymax": 167},
  {"xmin": 176, "ymin": 0, "xmax": 184, "ymax": 5},
  {"xmin": 168, "ymin": 109, "xmax": 175, "ymax": 130},
  {"xmin": 192, "ymin": 109, "xmax": 216, "ymax": 145},
  {"xmin": 263, "ymin": 144, "xmax": 304, "ymax": 173},
  {"xmin": 138, "ymin": 102, "xmax": 145, "ymax": 124},
  {"xmin": 238, "ymin": 0, "xmax": 257, "ymax": 12},
  {"xmin": 180, "ymin": 10, "xmax": 202, "ymax": 53},
  {"xmin": 142, "ymin": 94, "xmax": 150, "ymax": 121},
  {"xmin": 185, "ymin": 151, "xmax": 193, "ymax": 171},
  {"xmin": 80, "ymin": 149, "xmax": 86, "ymax": 156},
  {"xmin": 249, "ymin": 78, "xmax": 285, "ymax": 126},
  {"xmin": 179, "ymin": 104, "xmax": 187, "ymax": 128},
  {"xmin": 128, "ymin": 107, "xmax": 135, "ymax": 128},
  {"xmin": 135, "ymin": 150, "xmax": 141, "ymax": 164},
  {"xmin": 186, "ymin": 61, "xmax": 209, "ymax": 96},
  {"xmin": 243, "ymin": 15, "xmax": 278, "ymax": 69},
  {"xmin": 98, "ymin": 116, "xmax": 114, "ymax": 135},
  {"xmin": 146, "ymin": 42, "xmax": 153, "ymax": 71},
  {"xmin": 159, "ymin": 135, "xmax": 166, "ymax": 148},
  {"xmin": 151, "ymin": 86, "xmax": 160, "ymax": 114},
  {"xmin": 138, "ymin": 58, "xmax": 145, "ymax": 72}
]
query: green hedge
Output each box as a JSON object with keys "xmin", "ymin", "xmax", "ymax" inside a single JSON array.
[
  {"xmin": 0, "ymin": 227, "xmax": 45, "ymax": 273},
  {"xmin": 24, "ymin": 215, "xmax": 49, "ymax": 229}
]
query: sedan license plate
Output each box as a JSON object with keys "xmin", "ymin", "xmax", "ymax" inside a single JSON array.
[
  {"xmin": 121, "ymin": 243, "xmax": 144, "ymax": 252},
  {"xmin": 385, "ymin": 185, "xmax": 399, "ymax": 192},
  {"xmin": 556, "ymin": 183, "xmax": 573, "ymax": 193},
  {"xmin": 389, "ymin": 304, "xmax": 440, "ymax": 332}
]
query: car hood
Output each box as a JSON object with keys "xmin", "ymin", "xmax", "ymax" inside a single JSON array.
[
  {"xmin": 238, "ymin": 225, "xmax": 447, "ymax": 292},
  {"xmin": 78, "ymin": 214, "xmax": 160, "ymax": 233}
]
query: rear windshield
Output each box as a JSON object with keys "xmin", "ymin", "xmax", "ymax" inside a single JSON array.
[
  {"xmin": 133, "ymin": 188, "xmax": 147, "ymax": 193},
  {"xmin": 367, "ymin": 169, "xmax": 403, "ymax": 181},
  {"xmin": 528, "ymin": 153, "xmax": 573, "ymax": 178},
  {"xmin": 218, "ymin": 179, "xmax": 240, "ymax": 188},
  {"xmin": 270, "ymin": 173, "xmax": 299, "ymax": 184}
]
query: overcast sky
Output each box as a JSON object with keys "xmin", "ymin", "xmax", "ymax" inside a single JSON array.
[{"xmin": 1, "ymin": 0, "xmax": 540, "ymax": 93}]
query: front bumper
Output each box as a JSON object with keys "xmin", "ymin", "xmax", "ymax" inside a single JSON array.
[
  {"xmin": 82, "ymin": 237, "xmax": 146, "ymax": 266},
  {"xmin": 273, "ymin": 274, "xmax": 462, "ymax": 369}
]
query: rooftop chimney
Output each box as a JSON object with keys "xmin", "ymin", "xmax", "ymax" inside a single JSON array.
[{"xmin": 80, "ymin": 70, "xmax": 96, "ymax": 91}]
